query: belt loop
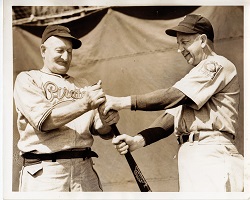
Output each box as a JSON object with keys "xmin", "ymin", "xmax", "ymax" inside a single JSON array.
[
  {"xmin": 194, "ymin": 131, "xmax": 200, "ymax": 142},
  {"xmin": 189, "ymin": 132, "xmax": 194, "ymax": 145}
]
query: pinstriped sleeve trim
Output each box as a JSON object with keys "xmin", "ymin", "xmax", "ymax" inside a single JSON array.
[
  {"xmin": 37, "ymin": 107, "xmax": 53, "ymax": 132},
  {"xmin": 37, "ymin": 99, "xmax": 75, "ymax": 132}
]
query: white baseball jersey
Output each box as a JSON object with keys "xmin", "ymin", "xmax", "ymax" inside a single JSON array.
[
  {"xmin": 169, "ymin": 55, "xmax": 240, "ymax": 137},
  {"xmin": 14, "ymin": 70, "xmax": 99, "ymax": 154}
]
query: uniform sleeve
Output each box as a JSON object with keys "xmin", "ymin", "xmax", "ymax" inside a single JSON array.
[
  {"xmin": 14, "ymin": 72, "xmax": 54, "ymax": 131},
  {"xmin": 131, "ymin": 87, "xmax": 192, "ymax": 111},
  {"xmin": 138, "ymin": 112, "xmax": 174, "ymax": 146},
  {"xmin": 173, "ymin": 59, "xmax": 237, "ymax": 110},
  {"xmin": 90, "ymin": 110, "xmax": 114, "ymax": 140}
]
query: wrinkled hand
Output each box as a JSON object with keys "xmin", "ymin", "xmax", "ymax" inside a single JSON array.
[
  {"xmin": 98, "ymin": 103, "xmax": 120, "ymax": 126},
  {"xmin": 112, "ymin": 134, "xmax": 139, "ymax": 154},
  {"xmin": 81, "ymin": 80, "xmax": 106, "ymax": 110},
  {"xmin": 102, "ymin": 95, "xmax": 125, "ymax": 115}
]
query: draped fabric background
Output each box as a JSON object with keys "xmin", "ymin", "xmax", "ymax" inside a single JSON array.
[{"xmin": 12, "ymin": 6, "xmax": 244, "ymax": 191}]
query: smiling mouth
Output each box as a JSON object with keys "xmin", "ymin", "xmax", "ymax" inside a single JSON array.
[
  {"xmin": 184, "ymin": 53, "xmax": 191, "ymax": 59},
  {"xmin": 57, "ymin": 61, "xmax": 67, "ymax": 65}
]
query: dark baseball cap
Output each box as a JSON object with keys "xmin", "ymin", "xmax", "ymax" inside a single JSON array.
[
  {"xmin": 41, "ymin": 25, "xmax": 82, "ymax": 49},
  {"xmin": 165, "ymin": 14, "xmax": 214, "ymax": 42}
]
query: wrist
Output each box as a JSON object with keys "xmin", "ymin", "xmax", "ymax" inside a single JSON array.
[
  {"xmin": 134, "ymin": 134, "xmax": 146, "ymax": 148},
  {"xmin": 120, "ymin": 96, "xmax": 132, "ymax": 109},
  {"xmin": 77, "ymin": 96, "xmax": 92, "ymax": 113}
]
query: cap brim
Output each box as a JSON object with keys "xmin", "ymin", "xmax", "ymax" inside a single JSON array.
[
  {"xmin": 70, "ymin": 37, "xmax": 82, "ymax": 49},
  {"xmin": 53, "ymin": 33, "xmax": 82, "ymax": 49},
  {"xmin": 165, "ymin": 25, "xmax": 197, "ymax": 37}
]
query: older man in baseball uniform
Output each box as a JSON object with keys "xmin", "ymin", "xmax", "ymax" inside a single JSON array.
[
  {"xmin": 100, "ymin": 14, "xmax": 244, "ymax": 192},
  {"xmin": 14, "ymin": 25, "xmax": 119, "ymax": 192}
]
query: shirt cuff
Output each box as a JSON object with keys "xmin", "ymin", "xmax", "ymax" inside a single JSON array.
[{"xmin": 131, "ymin": 95, "xmax": 137, "ymax": 110}]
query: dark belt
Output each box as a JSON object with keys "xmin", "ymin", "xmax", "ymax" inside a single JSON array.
[
  {"xmin": 177, "ymin": 134, "xmax": 190, "ymax": 145},
  {"xmin": 22, "ymin": 148, "xmax": 98, "ymax": 165},
  {"xmin": 177, "ymin": 132, "xmax": 235, "ymax": 145}
]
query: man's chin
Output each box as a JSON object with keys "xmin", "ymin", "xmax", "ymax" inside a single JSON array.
[
  {"xmin": 187, "ymin": 58, "xmax": 194, "ymax": 65},
  {"xmin": 55, "ymin": 66, "xmax": 69, "ymax": 74}
]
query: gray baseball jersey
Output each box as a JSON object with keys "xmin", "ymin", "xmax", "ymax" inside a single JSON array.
[
  {"xmin": 168, "ymin": 55, "xmax": 240, "ymax": 137},
  {"xmin": 14, "ymin": 70, "xmax": 100, "ymax": 154}
]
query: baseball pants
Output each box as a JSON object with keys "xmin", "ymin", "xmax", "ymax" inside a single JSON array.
[
  {"xmin": 178, "ymin": 131, "xmax": 244, "ymax": 192},
  {"xmin": 19, "ymin": 158, "xmax": 103, "ymax": 192}
]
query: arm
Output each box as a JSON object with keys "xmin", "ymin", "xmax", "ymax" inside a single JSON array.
[
  {"xmin": 103, "ymin": 87, "xmax": 193, "ymax": 114},
  {"xmin": 14, "ymin": 72, "xmax": 106, "ymax": 132},
  {"xmin": 112, "ymin": 112, "xmax": 174, "ymax": 154},
  {"xmin": 91, "ymin": 108, "xmax": 120, "ymax": 140},
  {"xmin": 138, "ymin": 112, "xmax": 174, "ymax": 146},
  {"xmin": 131, "ymin": 87, "xmax": 191, "ymax": 111},
  {"xmin": 41, "ymin": 84, "xmax": 105, "ymax": 131}
]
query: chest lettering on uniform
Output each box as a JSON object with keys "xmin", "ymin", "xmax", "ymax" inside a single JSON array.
[{"xmin": 43, "ymin": 81, "xmax": 83, "ymax": 101}]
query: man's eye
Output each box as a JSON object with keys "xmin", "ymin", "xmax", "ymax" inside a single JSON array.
[
  {"xmin": 56, "ymin": 49, "xmax": 64, "ymax": 53},
  {"xmin": 55, "ymin": 49, "xmax": 72, "ymax": 54}
]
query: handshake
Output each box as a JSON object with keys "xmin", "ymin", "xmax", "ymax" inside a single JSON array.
[
  {"xmin": 83, "ymin": 80, "xmax": 145, "ymax": 155},
  {"xmin": 81, "ymin": 80, "xmax": 131, "ymax": 126}
]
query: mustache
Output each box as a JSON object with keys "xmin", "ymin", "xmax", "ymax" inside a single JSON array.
[{"xmin": 56, "ymin": 60, "xmax": 68, "ymax": 64}]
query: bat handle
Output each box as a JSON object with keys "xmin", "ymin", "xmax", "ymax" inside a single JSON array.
[{"xmin": 111, "ymin": 124, "xmax": 121, "ymax": 137}]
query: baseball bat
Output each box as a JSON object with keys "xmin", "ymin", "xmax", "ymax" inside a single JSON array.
[{"xmin": 111, "ymin": 124, "xmax": 152, "ymax": 192}]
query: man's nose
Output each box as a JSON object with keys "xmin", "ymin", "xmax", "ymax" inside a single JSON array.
[
  {"xmin": 61, "ymin": 51, "xmax": 69, "ymax": 60},
  {"xmin": 177, "ymin": 45, "xmax": 184, "ymax": 53}
]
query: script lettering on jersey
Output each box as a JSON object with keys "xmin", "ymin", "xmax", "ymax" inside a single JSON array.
[{"xmin": 44, "ymin": 81, "xmax": 84, "ymax": 101}]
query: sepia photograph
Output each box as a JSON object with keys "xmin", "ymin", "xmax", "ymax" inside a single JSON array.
[{"xmin": 2, "ymin": 1, "xmax": 250, "ymax": 199}]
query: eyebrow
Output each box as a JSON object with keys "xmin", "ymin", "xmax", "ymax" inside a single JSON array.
[
  {"xmin": 177, "ymin": 38, "xmax": 190, "ymax": 44},
  {"xmin": 55, "ymin": 46, "xmax": 72, "ymax": 50}
]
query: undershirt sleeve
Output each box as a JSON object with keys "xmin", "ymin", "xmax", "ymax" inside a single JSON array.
[
  {"xmin": 131, "ymin": 87, "xmax": 192, "ymax": 111},
  {"xmin": 138, "ymin": 112, "xmax": 174, "ymax": 146}
]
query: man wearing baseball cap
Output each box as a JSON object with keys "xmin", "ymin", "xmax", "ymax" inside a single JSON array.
[
  {"xmin": 14, "ymin": 24, "xmax": 119, "ymax": 192},
  {"xmin": 41, "ymin": 25, "xmax": 82, "ymax": 49},
  {"xmin": 100, "ymin": 14, "xmax": 244, "ymax": 192}
]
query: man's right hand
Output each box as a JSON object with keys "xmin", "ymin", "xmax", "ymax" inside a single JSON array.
[
  {"xmin": 81, "ymin": 80, "xmax": 106, "ymax": 110},
  {"xmin": 102, "ymin": 95, "xmax": 132, "ymax": 115},
  {"xmin": 112, "ymin": 134, "xmax": 145, "ymax": 155},
  {"xmin": 42, "ymin": 80, "xmax": 106, "ymax": 131}
]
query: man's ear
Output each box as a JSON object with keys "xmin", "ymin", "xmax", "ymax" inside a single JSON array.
[
  {"xmin": 200, "ymin": 34, "xmax": 207, "ymax": 48},
  {"xmin": 40, "ymin": 44, "xmax": 46, "ymax": 58}
]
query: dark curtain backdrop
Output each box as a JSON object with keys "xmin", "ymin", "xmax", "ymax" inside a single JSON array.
[{"xmin": 12, "ymin": 6, "xmax": 244, "ymax": 191}]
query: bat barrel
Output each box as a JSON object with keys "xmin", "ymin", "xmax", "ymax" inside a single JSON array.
[
  {"xmin": 111, "ymin": 124, "xmax": 152, "ymax": 192},
  {"xmin": 125, "ymin": 152, "xmax": 152, "ymax": 192}
]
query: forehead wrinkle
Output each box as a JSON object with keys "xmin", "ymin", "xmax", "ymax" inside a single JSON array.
[
  {"xmin": 43, "ymin": 36, "xmax": 72, "ymax": 49},
  {"xmin": 177, "ymin": 33, "xmax": 200, "ymax": 44}
]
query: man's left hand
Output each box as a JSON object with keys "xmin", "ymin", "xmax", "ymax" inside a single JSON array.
[{"xmin": 98, "ymin": 103, "xmax": 120, "ymax": 125}]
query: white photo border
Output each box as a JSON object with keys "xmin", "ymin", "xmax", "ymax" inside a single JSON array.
[{"xmin": 3, "ymin": 0, "xmax": 250, "ymax": 199}]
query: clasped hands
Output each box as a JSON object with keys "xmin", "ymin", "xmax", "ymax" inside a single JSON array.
[
  {"xmin": 81, "ymin": 80, "xmax": 120, "ymax": 125},
  {"xmin": 83, "ymin": 80, "xmax": 137, "ymax": 154}
]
